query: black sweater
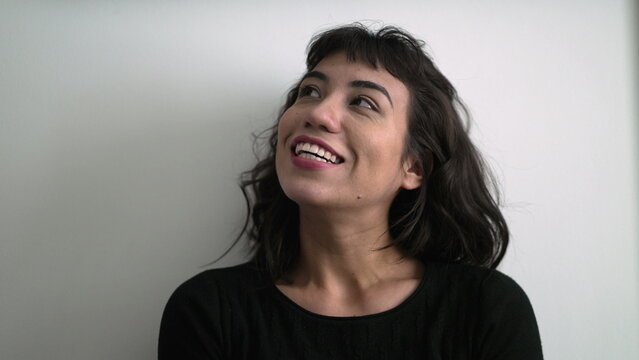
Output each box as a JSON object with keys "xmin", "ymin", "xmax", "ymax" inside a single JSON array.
[{"xmin": 158, "ymin": 261, "xmax": 543, "ymax": 359}]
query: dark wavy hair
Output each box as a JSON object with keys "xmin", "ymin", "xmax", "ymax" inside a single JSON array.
[{"xmin": 222, "ymin": 23, "xmax": 508, "ymax": 281}]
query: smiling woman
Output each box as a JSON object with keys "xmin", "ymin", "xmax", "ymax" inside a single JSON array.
[
  {"xmin": 158, "ymin": 23, "xmax": 543, "ymax": 359},
  {"xmin": 276, "ymin": 51, "xmax": 417, "ymax": 214}
]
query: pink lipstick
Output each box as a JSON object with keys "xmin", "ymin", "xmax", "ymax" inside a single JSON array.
[{"xmin": 290, "ymin": 135, "xmax": 344, "ymax": 169}]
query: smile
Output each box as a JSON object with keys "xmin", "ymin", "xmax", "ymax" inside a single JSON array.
[
  {"xmin": 290, "ymin": 135, "xmax": 344, "ymax": 165},
  {"xmin": 294, "ymin": 142, "xmax": 341, "ymax": 164}
]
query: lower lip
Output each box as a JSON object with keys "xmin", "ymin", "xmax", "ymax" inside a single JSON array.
[{"xmin": 291, "ymin": 153, "xmax": 340, "ymax": 169}]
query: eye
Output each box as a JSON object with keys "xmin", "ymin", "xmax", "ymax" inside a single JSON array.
[
  {"xmin": 351, "ymin": 96, "xmax": 378, "ymax": 111},
  {"xmin": 298, "ymin": 85, "xmax": 320, "ymax": 98}
]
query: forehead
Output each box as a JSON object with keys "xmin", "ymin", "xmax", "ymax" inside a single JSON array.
[{"xmin": 310, "ymin": 52, "xmax": 409, "ymax": 102}]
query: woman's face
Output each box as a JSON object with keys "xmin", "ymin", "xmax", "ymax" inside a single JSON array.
[{"xmin": 275, "ymin": 52, "xmax": 421, "ymax": 214}]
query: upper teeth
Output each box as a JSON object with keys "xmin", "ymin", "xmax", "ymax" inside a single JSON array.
[{"xmin": 295, "ymin": 142, "xmax": 340, "ymax": 164}]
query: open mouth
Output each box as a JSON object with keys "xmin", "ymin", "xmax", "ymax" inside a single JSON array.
[{"xmin": 291, "ymin": 141, "xmax": 344, "ymax": 164}]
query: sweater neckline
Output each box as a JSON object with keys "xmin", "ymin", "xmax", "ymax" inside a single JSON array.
[{"xmin": 268, "ymin": 262, "xmax": 429, "ymax": 322}]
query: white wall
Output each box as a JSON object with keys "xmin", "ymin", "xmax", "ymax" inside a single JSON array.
[{"xmin": 1, "ymin": 1, "xmax": 636, "ymax": 359}]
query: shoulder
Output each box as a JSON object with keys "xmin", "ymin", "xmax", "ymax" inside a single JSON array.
[
  {"xmin": 426, "ymin": 262, "xmax": 543, "ymax": 359},
  {"xmin": 436, "ymin": 262, "xmax": 533, "ymax": 315},
  {"xmin": 159, "ymin": 262, "xmax": 268, "ymax": 359},
  {"xmin": 426, "ymin": 261, "xmax": 529, "ymax": 300},
  {"xmin": 167, "ymin": 261, "xmax": 267, "ymax": 305}
]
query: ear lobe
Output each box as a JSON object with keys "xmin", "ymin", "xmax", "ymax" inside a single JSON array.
[{"xmin": 401, "ymin": 154, "xmax": 424, "ymax": 190}]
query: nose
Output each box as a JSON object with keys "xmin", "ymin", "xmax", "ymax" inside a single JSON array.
[{"xmin": 305, "ymin": 95, "xmax": 342, "ymax": 133}]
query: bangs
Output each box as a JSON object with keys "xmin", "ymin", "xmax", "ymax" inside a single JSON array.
[
  {"xmin": 306, "ymin": 26, "xmax": 380, "ymax": 69},
  {"xmin": 305, "ymin": 24, "xmax": 427, "ymax": 85}
]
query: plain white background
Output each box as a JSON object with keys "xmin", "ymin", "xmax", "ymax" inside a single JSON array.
[{"xmin": 1, "ymin": 1, "xmax": 637, "ymax": 359}]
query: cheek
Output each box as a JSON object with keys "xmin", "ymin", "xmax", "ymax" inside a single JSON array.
[
  {"xmin": 356, "ymin": 133, "xmax": 407, "ymax": 183},
  {"xmin": 278, "ymin": 107, "xmax": 299, "ymax": 130},
  {"xmin": 364, "ymin": 132, "xmax": 405, "ymax": 162},
  {"xmin": 275, "ymin": 130, "xmax": 288, "ymax": 172},
  {"xmin": 275, "ymin": 112, "xmax": 297, "ymax": 176},
  {"xmin": 276, "ymin": 119, "xmax": 286, "ymax": 142},
  {"xmin": 276, "ymin": 112, "xmax": 294, "ymax": 152}
]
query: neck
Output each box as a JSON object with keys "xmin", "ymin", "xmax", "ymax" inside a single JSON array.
[{"xmin": 282, "ymin": 205, "xmax": 420, "ymax": 295}]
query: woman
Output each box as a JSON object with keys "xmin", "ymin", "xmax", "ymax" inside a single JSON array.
[{"xmin": 159, "ymin": 23, "xmax": 543, "ymax": 359}]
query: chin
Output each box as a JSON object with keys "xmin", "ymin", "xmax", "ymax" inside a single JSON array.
[{"xmin": 279, "ymin": 180, "xmax": 331, "ymax": 207}]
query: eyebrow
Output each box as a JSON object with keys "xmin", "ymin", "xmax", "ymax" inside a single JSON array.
[
  {"xmin": 349, "ymin": 80, "xmax": 393, "ymax": 107},
  {"xmin": 300, "ymin": 70, "xmax": 394, "ymax": 107},
  {"xmin": 301, "ymin": 70, "xmax": 327, "ymax": 82}
]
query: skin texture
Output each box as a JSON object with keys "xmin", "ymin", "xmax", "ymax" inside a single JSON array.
[{"xmin": 274, "ymin": 52, "xmax": 425, "ymax": 317}]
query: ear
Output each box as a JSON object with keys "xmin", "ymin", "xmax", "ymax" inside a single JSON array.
[{"xmin": 400, "ymin": 153, "xmax": 427, "ymax": 190}]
